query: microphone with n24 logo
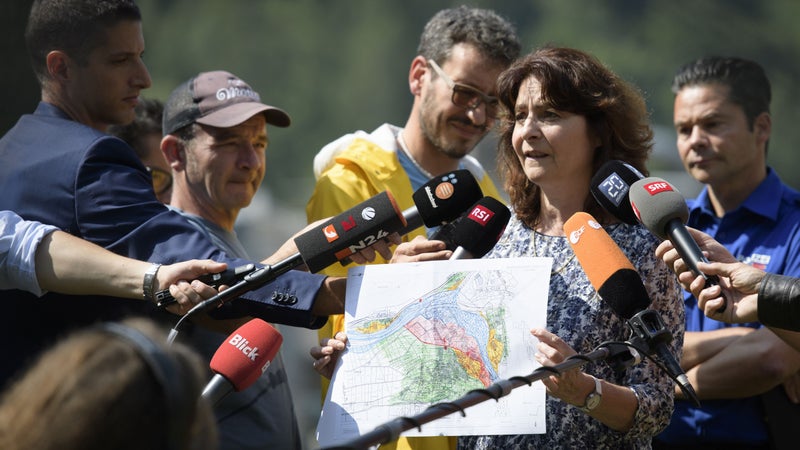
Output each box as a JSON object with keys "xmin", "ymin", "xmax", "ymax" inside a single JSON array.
[
  {"xmin": 294, "ymin": 191, "xmax": 406, "ymax": 273},
  {"xmin": 297, "ymin": 170, "xmax": 484, "ymax": 272}
]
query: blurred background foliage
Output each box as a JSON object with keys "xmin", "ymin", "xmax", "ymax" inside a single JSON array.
[
  {"xmin": 4, "ymin": 0, "xmax": 800, "ymax": 207},
  {"xmin": 3, "ymin": 1, "xmax": 800, "ymax": 446}
]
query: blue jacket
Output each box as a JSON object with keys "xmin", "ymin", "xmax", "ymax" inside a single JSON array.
[{"xmin": 0, "ymin": 102, "xmax": 326, "ymax": 387}]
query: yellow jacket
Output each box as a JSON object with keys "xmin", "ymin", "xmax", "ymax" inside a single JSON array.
[{"xmin": 306, "ymin": 124, "xmax": 502, "ymax": 450}]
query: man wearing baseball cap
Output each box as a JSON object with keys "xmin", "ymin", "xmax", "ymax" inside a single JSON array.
[
  {"xmin": 161, "ymin": 70, "xmax": 303, "ymax": 449},
  {"xmin": 0, "ymin": 0, "xmax": 360, "ymax": 400}
]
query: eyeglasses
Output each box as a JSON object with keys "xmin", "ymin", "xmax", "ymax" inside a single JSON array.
[
  {"xmin": 428, "ymin": 59, "xmax": 500, "ymax": 119},
  {"xmin": 146, "ymin": 166, "xmax": 173, "ymax": 196}
]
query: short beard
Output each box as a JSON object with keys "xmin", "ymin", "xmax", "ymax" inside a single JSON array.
[{"xmin": 418, "ymin": 108, "xmax": 471, "ymax": 160}]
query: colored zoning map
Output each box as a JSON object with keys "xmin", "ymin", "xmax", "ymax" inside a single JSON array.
[{"xmin": 316, "ymin": 257, "xmax": 551, "ymax": 445}]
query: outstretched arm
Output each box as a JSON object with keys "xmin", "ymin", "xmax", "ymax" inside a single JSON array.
[{"xmin": 35, "ymin": 229, "xmax": 225, "ymax": 313}]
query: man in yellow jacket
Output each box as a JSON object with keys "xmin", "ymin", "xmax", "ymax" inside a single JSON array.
[{"xmin": 306, "ymin": 6, "xmax": 520, "ymax": 450}]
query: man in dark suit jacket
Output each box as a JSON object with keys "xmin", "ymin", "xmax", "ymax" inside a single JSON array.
[{"xmin": 0, "ymin": 0, "xmax": 354, "ymax": 389}]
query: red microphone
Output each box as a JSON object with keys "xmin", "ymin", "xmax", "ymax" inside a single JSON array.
[{"xmin": 201, "ymin": 319, "xmax": 283, "ymax": 406}]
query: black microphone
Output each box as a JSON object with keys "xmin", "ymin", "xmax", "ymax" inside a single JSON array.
[
  {"xmin": 293, "ymin": 190, "xmax": 407, "ymax": 273},
  {"xmin": 154, "ymin": 263, "xmax": 258, "ymax": 309},
  {"xmin": 400, "ymin": 169, "xmax": 484, "ymax": 235},
  {"xmin": 167, "ymin": 171, "xmax": 483, "ymax": 343},
  {"xmin": 201, "ymin": 319, "xmax": 283, "ymax": 406},
  {"xmin": 306, "ymin": 169, "xmax": 483, "ymax": 267},
  {"xmin": 446, "ymin": 196, "xmax": 510, "ymax": 260},
  {"xmin": 590, "ymin": 159, "xmax": 645, "ymax": 225},
  {"xmin": 628, "ymin": 177, "xmax": 726, "ymax": 312},
  {"xmin": 564, "ymin": 211, "xmax": 699, "ymax": 406},
  {"xmin": 166, "ymin": 191, "xmax": 406, "ymax": 343}
]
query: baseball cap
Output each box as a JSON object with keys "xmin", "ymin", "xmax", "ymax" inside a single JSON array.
[{"xmin": 162, "ymin": 70, "xmax": 290, "ymax": 135}]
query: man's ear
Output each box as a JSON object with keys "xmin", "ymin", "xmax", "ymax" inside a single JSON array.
[
  {"xmin": 754, "ymin": 111, "xmax": 771, "ymax": 147},
  {"xmin": 161, "ymin": 135, "xmax": 186, "ymax": 171},
  {"xmin": 45, "ymin": 50, "xmax": 71, "ymax": 83},
  {"xmin": 408, "ymin": 55, "xmax": 429, "ymax": 96}
]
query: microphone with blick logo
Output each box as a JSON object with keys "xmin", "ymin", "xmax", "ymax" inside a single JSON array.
[{"xmin": 201, "ymin": 319, "xmax": 283, "ymax": 406}]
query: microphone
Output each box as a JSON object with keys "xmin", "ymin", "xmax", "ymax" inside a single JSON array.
[
  {"xmin": 297, "ymin": 169, "xmax": 483, "ymax": 270},
  {"xmin": 590, "ymin": 159, "xmax": 645, "ymax": 225},
  {"xmin": 158, "ymin": 191, "xmax": 406, "ymax": 308},
  {"xmin": 400, "ymin": 169, "xmax": 484, "ymax": 234},
  {"xmin": 447, "ymin": 196, "xmax": 510, "ymax": 259},
  {"xmin": 293, "ymin": 190, "xmax": 407, "ymax": 273},
  {"xmin": 167, "ymin": 171, "xmax": 482, "ymax": 343},
  {"xmin": 628, "ymin": 177, "xmax": 725, "ymax": 312},
  {"xmin": 564, "ymin": 211, "xmax": 699, "ymax": 406},
  {"xmin": 201, "ymin": 318, "xmax": 283, "ymax": 406}
]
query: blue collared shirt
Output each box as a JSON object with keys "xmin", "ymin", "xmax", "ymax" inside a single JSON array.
[{"xmin": 657, "ymin": 168, "xmax": 800, "ymax": 445}]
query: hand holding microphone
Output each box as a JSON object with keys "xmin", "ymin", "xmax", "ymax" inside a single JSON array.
[
  {"xmin": 202, "ymin": 318, "xmax": 283, "ymax": 406},
  {"xmin": 167, "ymin": 170, "xmax": 483, "ymax": 342},
  {"xmin": 312, "ymin": 197, "xmax": 509, "ymax": 382},
  {"xmin": 628, "ymin": 177, "xmax": 727, "ymax": 312}
]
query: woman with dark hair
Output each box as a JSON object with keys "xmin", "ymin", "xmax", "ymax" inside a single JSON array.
[
  {"xmin": 458, "ymin": 46, "xmax": 683, "ymax": 448},
  {"xmin": 0, "ymin": 318, "xmax": 217, "ymax": 450}
]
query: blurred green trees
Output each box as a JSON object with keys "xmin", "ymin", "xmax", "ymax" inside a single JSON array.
[{"xmin": 4, "ymin": 0, "xmax": 800, "ymax": 204}]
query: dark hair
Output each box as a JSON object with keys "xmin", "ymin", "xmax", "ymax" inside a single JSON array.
[
  {"xmin": 417, "ymin": 6, "xmax": 521, "ymax": 68},
  {"xmin": 108, "ymin": 98, "xmax": 164, "ymax": 159},
  {"xmin": 671, "ymin": 56, "xmax": 771, "ymax": 129},
  {"xmin": 0, "ymin": 318, "xmax": 216, "ymax": 450},
  {"xmin": 496, "ymin": 46, "xmax": 653, "ymax": 228},
  {"xmin": 25, "ymin": 0, "xmax": 142, "ymax": 85}
]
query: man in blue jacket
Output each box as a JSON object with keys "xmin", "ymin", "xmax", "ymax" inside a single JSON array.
[{"xmin": 0, "ymin": 0, "xmax": 353, "ymax": 389}]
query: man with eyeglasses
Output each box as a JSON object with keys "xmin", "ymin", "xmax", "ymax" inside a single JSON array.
[
  {"xmin": 109, "ymin": 97, "xmax": 173, "ymax": 203},
  {"xmin": 305, "ymin": 6, "xmax": 520, "ymax": 450}
]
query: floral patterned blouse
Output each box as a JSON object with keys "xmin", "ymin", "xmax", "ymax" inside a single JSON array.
[{"xmin": 458, "ymin": 212, "xmax": 684, "ymax": 449}]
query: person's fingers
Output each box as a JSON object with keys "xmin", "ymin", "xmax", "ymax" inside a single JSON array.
[{"xmin": 655, "ymin": 239, "xmax": 675, "ymax": 260}]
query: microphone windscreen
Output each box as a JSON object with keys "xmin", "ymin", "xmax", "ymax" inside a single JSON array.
[
  {"xmin": 209, "ymin": 318, "xmax": 283, "ymax": 391},
  {"xmin": 411, "ymin": 170, "xmax": 483, "ymax": 228},
  {"xmin": 451, "ymin": 196, "xmax": 510, "ymax": 258},
  {"xmin": 590, "ymin": 160, "xmax": 645, "ymax": 225},
  {"xmin": 564, "ymin": 212, "xmax": 650, "ymax": 319},
  {"xmin": 294, "ymin": 191, "xmax": 406, "ymax": 273},
  {"xmin": 628, "ymin": 177, "xmax": 689, "ymax": 240}
]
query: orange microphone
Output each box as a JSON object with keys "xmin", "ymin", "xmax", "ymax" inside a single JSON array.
[
  {"xmin": 563, "ymin": 212, "xmax": 650, "ymax": 319},
  {"xmin": 563, "ymin": 212, "xmax": 698, "ymax": 405}
]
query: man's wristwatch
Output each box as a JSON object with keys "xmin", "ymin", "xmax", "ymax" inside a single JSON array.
[
  {"xmin": 578, "ymin": 375, "xmax": 602, "ymax": 413},
  {"xmin": 142, "ymin": 263, "xmax": 162, "ymax": 303}
]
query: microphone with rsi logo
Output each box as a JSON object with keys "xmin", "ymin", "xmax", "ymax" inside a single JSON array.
[
  {"xmin": 564, "ymin": 212, "xmax": 699, "ymax": 406},
  {"xmin": 590, "ymin": 159, "xmax": 645, "ymax": 225},
  {"xmin": 202, "ymin": 318, "xmax": 283, "ymax": 406},
  {"xmin": 446, "ymin": 196, "xmax": 510, "ymax": 260},
  {"xmin": 628, "ymin": 177, "xmax": 726, "ymax": 312}
]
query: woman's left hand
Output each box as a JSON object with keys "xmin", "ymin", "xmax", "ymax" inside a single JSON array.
[{"xmin": 532, "ymin": 328, "xmax": 595, "ymax": 407}]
